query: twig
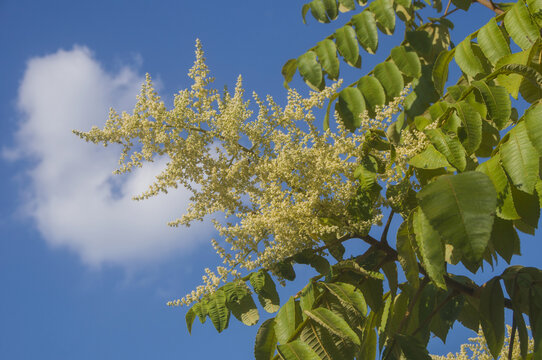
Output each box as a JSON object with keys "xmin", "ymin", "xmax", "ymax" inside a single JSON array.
[
  {"xmin": 475, "ymin": 0, "xmax": 504, "ymax": 14},
  {"xmin": 443, "ymin": 0, "xmax": 453, "ymax": 16},
  {"xmin": 380, "ymin": 211, "xmax": 395, "ymax": 245}
]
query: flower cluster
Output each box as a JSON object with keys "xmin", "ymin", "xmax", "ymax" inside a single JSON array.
[
  {"xmin": 431, "ymin": 326, "xmax": 533, "ymax": 360},
  {"xmin": 75, "ymin": 40, "xmax": 418, "ymax": 306}
]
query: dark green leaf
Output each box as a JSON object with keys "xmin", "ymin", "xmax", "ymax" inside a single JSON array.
[
  {"xmin": 455, "ymin": 37, "xmax": 487, "ymax": 78},
  {"xmin": 185, "ymin": 307, "xmax": 196, "ymax": 334},
  {"xmin": 395, "ymin": 334, "xmax": 432, "ymax": 360},
  {"xmin": 425, "ymin": 129, "xmax": 466, "ymax": 171},
  {"xmin": 323, "ymin": 0, "xmax": 339, "ymax": 20},
  {"xmin": 480, "ymin": 277, "xmax": 505, "ymax": 359}
]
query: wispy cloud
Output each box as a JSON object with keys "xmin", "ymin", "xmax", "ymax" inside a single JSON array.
[{"xmin": 7, "ymin": 46, "xmax": 211, "ymax": 266}]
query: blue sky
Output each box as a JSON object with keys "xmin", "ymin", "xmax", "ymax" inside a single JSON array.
[{"xmin": 1, "ymin": 1, "xmax": 540, "ymax": 359}]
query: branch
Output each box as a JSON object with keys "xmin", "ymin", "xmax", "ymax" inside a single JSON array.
[
  {"xmin": 475, "ymin": 0, "xmax": 504, "ymax": 14},
  {"xmin": 380, "ymin": 211, "xmax": 394, "ymax": 245}
]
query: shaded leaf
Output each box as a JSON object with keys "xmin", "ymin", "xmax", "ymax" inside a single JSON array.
[
  {"xmin": 336, "ymin": 87, "xmax": 366, "ymax": 131},
  {"xmin": 274, "ymin": 297, "xmax": 302, "ymax": 344},
  {"xmin": 358, "ymin": 76, "xmax": 386, "ymax": 116},
  {"xmin": 471, "ymin": 81, "xmax": 511, "ymax": 130},
  {"xmin": 480, "ymin": 277, "xmax": 505, "ymax": 359},
  {"xmin": 304, "ymin": 307, "xmax": 361, "ymax": 345},
  {"xmin": 454, "ymin": 101, "xmax": 482, "ymax": 154},
  {"xmin": 391, "ymin": 46, "xmax": 422, "ymax": 78},
  {"xmin": 432, "ymin": 49, "xmax": 455, "ymax": 96}
]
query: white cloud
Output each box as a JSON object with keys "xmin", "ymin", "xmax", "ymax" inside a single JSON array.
[{"xmin": 8, "ymin": 46, "xmax": 211, "ymax": 266}]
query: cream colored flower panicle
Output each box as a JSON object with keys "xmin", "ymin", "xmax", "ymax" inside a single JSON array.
[
  {"xmin": 431, "ymin": 326, "xmax": 534, "ymax": 360},
  {"xmin": 75, "ymin": 40, "xmax": 417, "ymax": 306}
]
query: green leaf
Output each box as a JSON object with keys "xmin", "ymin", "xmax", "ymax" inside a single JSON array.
[
  {"xmin": 185, "ymin": 307, "xmax": 196, "ymax": 334},
  {"xmin": 471, "ymin": 81, "xmax": 511, "ymax": 130},
  {"xmin": 455, "ymin": 37, "xmax": 487, "ymax": 78},
  {"xmin": 301, "ymin": 4, "xmax": 310, "ymax": 24},
  {"xmin": 304, "ymin": 307, "xmax": 361, "ymax": 345},
  {"xmin": 297, "ymin": 51, "xmax": 324, "ymax": 91},
  {"xmin": 250, "ymin": 271, "xmax": 280, "ymax": 313},
  {"xmin": 309, "ymin": 0, "xmax": 330, "ymax": 23},
  {"xmin": 369, "ymin": 0, "xmax": 395, "ymax": 35},
  {"xmin": 336, "ymin": 87, "xmax": 366, "ymax": 131},
  {"xmin": 281, "ymin": 59, "xmax": 297, "ymax": 89},
  {"xmin": 504, "ymin": 0, "xmax": 540, "ymax": 51},
  {"xmin": 396, "ymin": 221, "xmax": 420, "ymax": 288},
  {"xmin": 274, "ymin": 297, "xmax": 302, "ymax": 344},
  {"xmin": 432, "ymin": 49, "xmax": 455, "ymax": 96},
  {"xmin": 425, "ymin": 129, "xmax": 466, "ymax": 171},
  {"xmin": 374, "ymin": 61, "xmax": 404, "ymax": 101},
  {"xmin": 454, "ymin": 101, "xmax": 482, "ymax": 154},
  {"xmin": 322, "ymin": 282, "xmax": 367, "ymax": 318},
  {"xmin": 496, "ymin": 49, "xmax": 533, "ymax": 99},
  {"xmin": 277, "ymin": 340, "xmax": 320, "ymax": 360},
  {"xmin": 525, "ymin": 102, "xmax": 542, "ymax": 155},
  {"xmin": 255, "ymin": 318, "xmax": 277, "ymax": 360},
  {"xmin": 335, "ymin": 25, "xmax": 361, "ymax": 67},
  {"xmin": 352, "ymin": 11, "xmax": 378, "ymax": 54},
  {"xmin": 395, "ymin": 334, "xmax": 432, "ymax": 360},
  {"xmin": 479, "ymin": 277, "xmax": 505, "ymax": 359},
  {"xmin": 413, "ymin": 208, "xmax": 447, "ymax": 289},
  {"xmin": 299, "ymin": 283, "xmax": 316, "ymax": 318},
  {"xmin": 417, "ymin": 171, "xmax": 497, "ymax": 264},
  {"xmin": 477, "ymin": 154, "xmax": 519, "ymax": 220},
  {"xmin": 408, "ymin": 144, "xmax": 451, "ymax": 169},
  {"xmin": 207, "ymin": 289, "xmax": 230, "ymax": 333},
  {"xmin": 357, "ymin": 76, "xmax": 386, "ymax": 116},
  {"xmin": 477, "ymin": 18, "xmax": 511, "ymax": 65},
  {"xmin": 338, "ymin": 0, "xmax": 356, "ymax": 11},
  {"xmin": 501, "ymin": 121, "xmax": 540, "ymax": 194},
  {"xmin": 315, "ymin": 39, "xmax": 340, "ymax": 80},
  {"xmin": 323, "ymin": 0, "xmax": 339, "ymax": 20},
  {"xmin": 391, "ymin": 46, "xmax": 422, "ymax": 78},
  {"xmin": 299, "ymin": 321, "xmax": 349, "ymax": 360}
]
